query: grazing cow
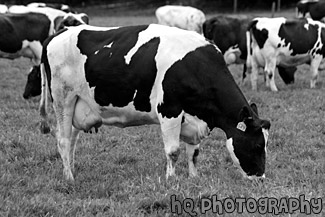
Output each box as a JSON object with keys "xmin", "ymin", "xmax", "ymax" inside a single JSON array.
[
  {"xmin": 155, "ymin": 5, "xmax": 206, "ymax": 34},
  {"xmin": 38, "ymin": 24, "xmax": 270, "ymax": 181},
  {"xmin": 27, "ymin": 2, "xmax": 75, "ymax": 13},
  {"xmin": 246, "ymin": 17, "xmax": 325, "ymax": 91},
  {"xmin": 296, "ymin": 0, "xmax": 325, "ymax": 20},
  {"xmin": 0, "ymin": 4, "xmax": 8, "ymax": 13},
  {"xmin": 203, "ymin": 15, "xmax": 296, "ymax": 86}
]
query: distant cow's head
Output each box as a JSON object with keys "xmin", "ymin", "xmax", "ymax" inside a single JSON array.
[
  {"xmin": 23, "ymin": 66, "xmax": 41, "ymax": 99},
  {"xmin": 226, "ymin": 103, "xmax": 271, "ymax": 179},
  {"xmin": 54, "ymin": 12, "xmax": 89, "ymax": 31}
]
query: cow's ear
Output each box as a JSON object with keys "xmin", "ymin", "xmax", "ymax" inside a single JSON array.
[
  {"xmin": 250, "ymin": 103, "xmax": 258, "ymax": 116},
  {"xmin": 238, "ymin": 106, "xmax": 251, "ymax": 122}
]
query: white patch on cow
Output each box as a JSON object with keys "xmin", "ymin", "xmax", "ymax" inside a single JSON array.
[
  {"xmin": 304, "ymin": 23, "xmax": 309, "ymax": 30},
  {"xmin": 262, "ymin": 128, "xmax": 269, "ymax": 155},
  {"xmin": 132, "ymin": 90, "xmax": 137, "ymax": 100},
  {"xmin": 123, "ymin": 24, "xmax": 210, "ymax": 108},
  {"xmin": 247, "ymin": 174, "xmax": 265, "ymax": 180},
  {"xmin": 226, "ymin": 138, "xmax": 240, "ymax": 166},
  {"xmin": 104, "ymin": 42, "xmax": 113, "ymax": 49},
  {"xmin": 94, "ymin": 42, "xmax": 113, "ymax": 55}
]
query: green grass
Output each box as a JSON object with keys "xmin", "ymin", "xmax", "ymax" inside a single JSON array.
[{"xmin": 0, "ymin": 8, "xmax": 325, "ymax": 217}]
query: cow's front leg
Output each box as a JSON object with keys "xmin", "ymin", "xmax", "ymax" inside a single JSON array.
[
  {"xmin": 265, "ymin": 58, "xmax": 278, "ymax": 91},
  {"xmin": 310, "ymin": 56, "xmax": 322, "ymax": 88},
  {"xmin": 160, "ymin": 114, "xmax": 183, "ymax": 179},
  {"xmin": 249, "ymin": 58, "xmax": 259, "ymax": 91},
  {"xmin": 186, "ymin": 144, "xmax": 200, "ymax": 177}
]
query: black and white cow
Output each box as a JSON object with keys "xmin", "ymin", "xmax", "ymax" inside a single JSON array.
[
  {"xmin": 296, "ymin": 0, "xmax": 325, "ymax": 20},
  {"xmin": 0, "ymin": 7, "xmax": 88, "ymax": 98},
  {"xmin": 203, "ymin": 15, "xmax": 296, "ymax": 86},
  {"xmin": 27, "ymin": 2, "xmax": 75, "ymax": 13},
  {"xmin": 246, "ymin": 17, "xmax": 325, "ymax": 91},
  {"xmin": 38, "ymin": 24, "xmax": 270, "ymax": 181},
  {"xmin": 155, "ymin": 5, "xmax": 206, "ymax": 34}
]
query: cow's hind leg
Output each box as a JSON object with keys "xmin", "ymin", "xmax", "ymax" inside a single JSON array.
[
  {"xmin": 70, "ymin": 127, "xmax": 80, "ymax": 173},
  {"xmin": 53, "ymin": 94, "xmax": 77, "ymax": 181},
  {"xmin": 159, "ymin": 114, "xmax": 183, "ymax": 179},
  {"xmin": 185, "ymin": 144, "xmax": 200, "ymax": 177}
]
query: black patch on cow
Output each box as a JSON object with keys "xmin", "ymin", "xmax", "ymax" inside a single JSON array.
[
  {"xmin": 77, "ymin": 26, "xmax": 158, "ymax": 112},
  {"xmin": 249, "ymin": 20, "xmax": 269, "ymax": 49},
  {"xmin": 277, "ymin": 43, "xmax": 281, "ymax": 48},
  {"xmin": 157, "ymin": 44, "xmax": 249, "ymax": 130},
  {"xmin": 0, "ymin": 13, "xmax": 50, "ymax": 53},
  {"xmin": 278, "ymin": 19, "xmax": 318, "ymax": 55}
]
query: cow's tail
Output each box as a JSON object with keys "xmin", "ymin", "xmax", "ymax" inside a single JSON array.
[{"xmin": 39, "ymin": 63, "xmax": 51, "ymax": 135}]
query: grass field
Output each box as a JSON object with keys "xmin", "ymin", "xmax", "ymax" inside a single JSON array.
[{"xmin": 0, "ymin": 7, "xmax": 325, "ymax": 217}]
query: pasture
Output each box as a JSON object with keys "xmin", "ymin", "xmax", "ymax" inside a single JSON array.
[{"xmin": 0, "ymin": 7, "xmax": 325, "ymax": 216}]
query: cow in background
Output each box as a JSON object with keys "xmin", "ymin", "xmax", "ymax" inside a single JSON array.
[
  {"xmin": 296, "ymin": 0, "xmax": 325, "ymax": 20},
  {"xmin": 0, "ymin": 7, "xmax": 89, "ymax": 98},
  {"xmin": 155, "ymin": 5, "xmax": 206, "ymax": 34},
  {"xmin": 27, "ymin": 2, "xmax": 75, "ymax": 13},
  {"xmin": 0, "ymin": 4, "xmax": 8, "ymax": 13},
  {"xmin": 203, "ymin": 15, "xmax": 296, "ymax": 86},
  {"xmin": 38, "ymin": 24, "xmax": 270, "ymax": 181},
  {"xmin": 246, "ymin": 17, "xmax": 325, "ymax": 91}
]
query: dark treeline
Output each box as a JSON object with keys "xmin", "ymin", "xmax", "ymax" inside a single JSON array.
[{"xmin": 1, "ymin": 0, "xmax": 299, "ymax": 11}]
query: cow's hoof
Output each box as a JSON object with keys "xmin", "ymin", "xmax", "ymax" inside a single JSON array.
[{"xmin": 40, "ymin": 121, "xmax": 51, "ymax": 134}]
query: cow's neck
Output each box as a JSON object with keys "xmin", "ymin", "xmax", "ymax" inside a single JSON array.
[{"xmin": 207, "ymin": 88, "xmax": 252, "ymax": 139}]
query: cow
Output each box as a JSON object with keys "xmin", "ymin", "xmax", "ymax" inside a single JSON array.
[
  {"xmin": 27, "ymin": 2, "xmax": 75, "ymax": 13},
  {"xmin": 0, "ymin": 7, "xmax": 88, "ymax": 98},
  {"xmin": 246, "ymin": 17, "xmax": 325, "ymax": 91},
  {"xmin": 37, "ymin": 24, "xmax": 271, "ymax": 181},
  {"xmin": 155, "ymin": 5, "xmax": 206, "ymax": 34},
  {"xmin": 203, "ymin": 15, "xmax": 297, "ymax": 87},
  {"xmin": 0, "ymin": 4, "xmax": 8, "ymax": 13},
  {"xmin": 296, "ymin": 0, "xmax": 325, "ymax": 21}
]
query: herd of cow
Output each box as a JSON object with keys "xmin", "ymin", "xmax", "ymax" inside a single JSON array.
[{"xmin": 0, "ymin": 1, "xmax": 323, "ymax": 182}]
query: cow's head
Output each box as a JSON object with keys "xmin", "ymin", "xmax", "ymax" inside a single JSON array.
[
  {"xmin": 54, "ymin": 12, "xmax": 89, "ymax": 31},
  {"xmin": 296, "ymin": 0, "xmax": 318, "ymax": 17},
  {"xmin": 226, "ymin": 103, "xmax": 271, "ymax": 179},
  {"xmin": 23, "ymin": 66, "xmax": 41, "ymax": 99}
]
